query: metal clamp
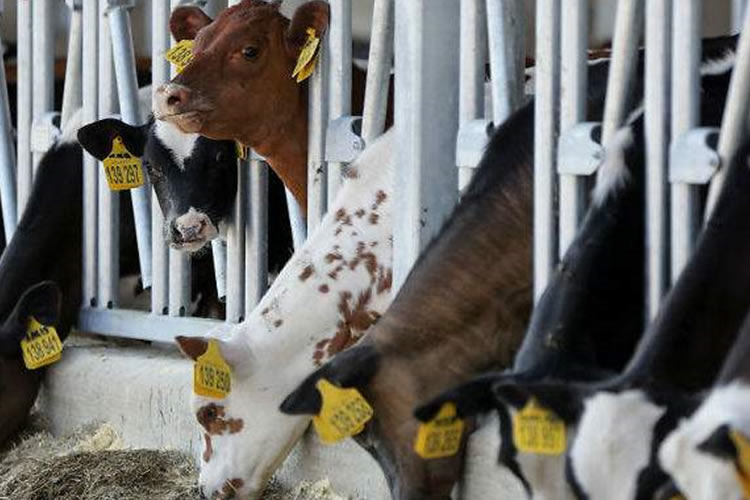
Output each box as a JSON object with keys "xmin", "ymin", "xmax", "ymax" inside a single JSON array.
[
  {"xmin": 30, "ymin": 112, "xmax": 61, "ymax": 154},
  {"xmin": 325, "ymin": 116, "xmax": 365, "ymax": 163},
  {"xmin": 669, "ymin": 127, "xmax": 720, "ymax": 184},
  {"xmin": 557, "ymin": 122, "xmax": 604, "ymax": 176},
  {"xmin": 455, "ymin": 119, "xmax": 493, "ymax": 168}
]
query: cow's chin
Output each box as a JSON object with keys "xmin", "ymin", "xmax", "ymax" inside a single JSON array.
[
  {"xmin": 169, "ymin": 238, "xmax": 211, "ymax": 252},
  {"xmin": 164, "ymin": 111, "xmax": 205, "ymax": 134}
]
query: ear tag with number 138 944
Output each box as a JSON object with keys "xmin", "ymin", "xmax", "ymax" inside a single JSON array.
[{"xmin": 21, "ymin": 317, "xmax": 63, "ymax": 370}]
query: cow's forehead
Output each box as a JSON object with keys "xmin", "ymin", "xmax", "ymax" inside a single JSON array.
[{"xmin": 194, "ymin": 4, "xmax": 285, "ymax": 51}]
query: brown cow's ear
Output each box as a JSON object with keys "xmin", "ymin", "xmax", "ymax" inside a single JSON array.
[
  {"xmin": 170, "ymin": 6, "xmax": 213, "ymax": 42},
  {"xmin": 175, "ymin": 335, "xmax": 209, "ymax": 361},
  {"xmin": 285, "ymin": 0, "xmax": 330, "ymax": 53}
]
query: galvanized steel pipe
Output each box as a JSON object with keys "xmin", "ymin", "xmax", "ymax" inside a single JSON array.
[
  {"xmin": 361, "ymin": 0, "xmax": 394, "ymax": 144},
  {"xmin": 16, "ymin": 0, "xmax": 32, "ymax": 217},
  {"xmin": 31, "ymin": 0, "xmax": 55, "ymax": 173},
  {"xmin": 0, "ymin": 1, "xmax": 16, "ymax": 239}
]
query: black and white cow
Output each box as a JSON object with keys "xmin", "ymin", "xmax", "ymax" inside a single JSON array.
[{"xmin": 416, "ymin": 35, "xmax": 740, "ymax": 500}]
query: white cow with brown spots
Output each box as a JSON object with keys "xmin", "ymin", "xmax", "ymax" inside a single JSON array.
[{"xmin": 176, "ymin": 130, "xmax": 394, "ymax": 500}]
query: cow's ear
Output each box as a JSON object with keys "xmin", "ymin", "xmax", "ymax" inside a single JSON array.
[
  {"xmin": 492, "ymin": 379, "xmax": 588, "ymax": 423},
  {"xmin": 77, "ymin": 119, "xmax": 148, "ymax": 161},
  {"xmin": 0, "ymin": 281, "xmax": 62, "ymax": 358},
  {"xmin": 415, "ymin": 372, "xmax": 509, "ymax": 422},
  {"xmin": 285, "ymin": 1, "xmax": 330, "ymax": 54},
  {"xmin": 280, "ymin": 343, "xmax": 379, "ymax": 416},
  {"xmin": 170, "ymin": 6, "xmax": 213, "ymax": 42},
  {"xmin": 176, "ymin": 333, "xmax": 255, "ymax": 377}
]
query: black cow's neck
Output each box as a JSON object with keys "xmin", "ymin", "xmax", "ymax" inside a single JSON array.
[{"xmin": 0, "ymin": 143, "xmax": 83, "ymax": 335}]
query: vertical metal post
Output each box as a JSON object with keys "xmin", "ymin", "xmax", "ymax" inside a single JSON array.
[
  {"xmin": 307, "ymin": 38, "xmax": 330, "ymax": 233},
  {"xmin": 705, "ymin": 6, "xmax": 750, "ymax": 218},
  {"xmin": 486, "ymin": 0, "xmax": 525, "ymax": 125},
  {"xmin": 733, "ymin": 0, "xmax": 748, "ymax": 32},
  {"xmin": 151, "ymin": 0, "xmax": 170, "ymax": 314},
  {"xmin": 326, "ymin": 0, "xmax": 352, "ymax": 205},
  {"xmin": 0, "ymin": 1, "xmax": 17, "ymax": 239},
  {"xmin": 670, "ymin": 0, "xmax": 701, "ymax": 281},
  {"xmin": 457, "ymin": 0, "xmax": 487, "ymax": 192},
  {"xmin": 533, "ymin": 0, "xmax": 561, "ymax": 300},
  {"xmin": 361, "ymin": 0, "xmax": 394, "ymax": 144},
  {"xmin": 168, "ymin": 0, "xmax": 193, "ymax": 316},
  {"xmin": 97, "ymin": 0, "xmax": 119, "ymax": 308},
  {"xmin": 393, "ymin": 0, "xmax": 460, "ymax": 291},
  {"xmin": 226, "ymin": 161, "xmax": 246, "ymax": 323},
  {"xmin": 82, "ymin": 0, "xmax": 99, "ymax": 307},
  {"xmin": 644, "ymin": 0, "xmax": 671, "ymax": 318},
  {"xmin": 61, "ymin": 1, "xmax": 84, "ymax": 131},
  {"xmin": 245, "ymin": 161, "xmax": 269, "ymax": 311},
  {"xmin": 600, "ymin": 0, "xmax": 644, "ymax": 146},
  {"xmin": 108, "ymin": 0, "xmax": 153, "ymax": 290},
  {"xmin": 286, "ymin": 189, "xmax": 307, "ymax": 250},
  {"xmin": 211, "ymin": 239, "xmax": 227, "ymax": 302},
  {"xmin": 16, "ymin": 0, "xmax": 32, "ymax": 217},
  {"xmin": 557, "ymin": 0, "xmax": 588, "ymax": 256},
  {"xmin": 31, "ymin": 0, "xmax": 55, "ymax": 173}
]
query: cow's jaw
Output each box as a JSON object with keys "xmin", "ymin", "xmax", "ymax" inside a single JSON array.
[
  {"xmin": 569, "ymin": 390, "xmax": 665, "ymax": 500},
  {"xmin": 659, "ymin": 383, "xmax": 750, "ymax": 500}
]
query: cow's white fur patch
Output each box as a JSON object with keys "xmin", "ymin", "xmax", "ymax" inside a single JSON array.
[
  {"xmin": 154, "ymin": 119, "xmax": 199, "ymax": 170},
  {"xmin": 193, "ymin": 130, "xmax": 395, "ymax": 500},
  {"xmin": 700, "ymin": 49, "xmax": 736, "ymax": 77},
  {"xmin": 570, "ymin": 390, "xmax": 665, "ymax": 500},
  {"xmin": 592, "ymin": 125, "xmax": 634, "ymax": 206},
  {"xmin": 659, "ymin": 383, "xmax": 750, "ymax": 500}
]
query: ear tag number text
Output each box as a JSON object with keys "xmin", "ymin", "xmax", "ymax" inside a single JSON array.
[
  {"xmin": 513, "ymin": 397, "xmax": 567, "ymax": 455},
  {"xmin": 165, "ymin": 39, "xmax": 195, "ymax": 74},
  {"xmin": 194, "ymin": 339, "xmax": 232, "ymax": 399},
  {"xmin": 21, "ymin": 316, "xmax": 63, "ymax": 370},
  {"xmin": 292, "ymin": 28, "xmax": 321, "ymax": 83},
  {"xmin": 313, "ymin": 378, "xmax": 373, "ymax": 444},
  {"xmin": 102, "ymin": 136, "xmax": 144, "ymax": 191},
  {"xmin": 730, "ymin": 429, "xmax": 750, "ymax": 498},
  {"xmin": 414, "ymin": 402, "xmax": 464, "ymax": 459}
]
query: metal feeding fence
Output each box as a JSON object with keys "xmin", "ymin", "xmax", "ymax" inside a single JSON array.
[{"xmin": 4, "ymin": 0, "xmax": 750, "ymax": 343}]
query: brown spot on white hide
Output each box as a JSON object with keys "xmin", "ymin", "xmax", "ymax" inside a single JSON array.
[
  {"xmin": 196, "ymin": 404, "xmax": 244, "ymax": 436},
  {"xmin": 203, "ymin": 433, "xmax": 213, "ymax": 463},
  {"xmin": 298, "ymin": 264, "xmax": 314, "ymax": 281}
]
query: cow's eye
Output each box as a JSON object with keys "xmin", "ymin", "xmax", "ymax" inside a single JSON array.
[{"xmin": 242, "ymin": 46, "xmax": 259, "ymax": 60}]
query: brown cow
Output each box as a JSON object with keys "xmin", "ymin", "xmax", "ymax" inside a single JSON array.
[{"xmin": 155, "ymin": 0, "xmax": 385, "ymax": 213}]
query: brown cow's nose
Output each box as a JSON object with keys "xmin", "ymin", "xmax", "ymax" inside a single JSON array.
[{"xmin": 155, "ymin": 83, "xmax": 192, "ymax": 116}]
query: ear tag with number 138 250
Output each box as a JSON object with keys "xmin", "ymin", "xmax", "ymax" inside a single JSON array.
[
  {"xmin": 194, "ymin": 339, "xmax": 232, "ymax": 399},
  {"xmin": 21, "ymin": 316, "xmax": 63, "ymax": 370}
]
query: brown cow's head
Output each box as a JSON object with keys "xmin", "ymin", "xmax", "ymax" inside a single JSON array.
[
  {"xmin": 280, "ymin": 340, "xmax": 466, "ymax": 500},
  {"xmin": 155, "ymin": 0, "xmax": 329, "ymax": 149}
]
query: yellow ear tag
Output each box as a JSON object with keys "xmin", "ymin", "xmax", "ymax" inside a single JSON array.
[
  {"xmin": 102, "ymin": 136, "xmax": 144, "ymax": 191},
  {"xmin": 413, "ymin": 402, "xmax": 464, "ymax": 459},
  {"xmin": 21, "ymin": 317, "xmax": 63, "ymax": 370},
  {"xmin": 291, "ymin": 28, "xmax": 321, "ymax": 83},
  {"xmin": 512, "ymin": 397, "xmax": 567, "ymax": 455},
  {"xmin": 235, "ymin": 141, "xmax": 248, "ymax": 160},
  {"xmin": 729, "ymin": 429, "xmax": 750, "ymax": 498},
  {"xmin": 194, "ymin": 339, "xmax": 232, "ymax": 399},
  {"xmin": 312, "ymin": 378, "xmax": 374, "ymax": 444},
  {"xmin": 165, "ymin": 39, "xmax": 195, "ymax": 74}
]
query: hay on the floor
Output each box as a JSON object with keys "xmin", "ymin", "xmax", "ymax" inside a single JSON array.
[{"xmin": 0, "ymin": 419, "xmax": 350, "ymax": 500}]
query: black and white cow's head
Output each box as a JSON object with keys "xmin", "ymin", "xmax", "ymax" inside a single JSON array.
[{"xmin": 77, "ymin": 118, "xmax": 238, "ymax": 252}]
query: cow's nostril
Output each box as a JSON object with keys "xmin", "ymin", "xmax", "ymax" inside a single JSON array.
[{"xmin": 167, "ymin": 95, "xmax": 181, "ymax": 107}]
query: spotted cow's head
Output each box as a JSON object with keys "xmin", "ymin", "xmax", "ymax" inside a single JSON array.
[
  {"xmin": 660, "ymin": 382, "xmax": 750, "ymax": 500},
  {"xmin": 77, "ymin": 117, "xmax": 238, "ymax": 252},
  {"xmin": 176, "ymin": 328, "xmax": 312, "ymax": 500}
]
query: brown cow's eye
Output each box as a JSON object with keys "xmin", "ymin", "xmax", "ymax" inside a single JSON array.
[
  {"xmin": 206, "ymin": 405, "xmax": 217, "ymax": 419},
  {"xmin": 242, "ymin": 46, "xmax": 259, "ymax": 60}
]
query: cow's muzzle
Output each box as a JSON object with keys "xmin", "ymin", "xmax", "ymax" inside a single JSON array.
[{"xmin": 169, "ymin": 208, "xmax": 218, "ymax": 251}]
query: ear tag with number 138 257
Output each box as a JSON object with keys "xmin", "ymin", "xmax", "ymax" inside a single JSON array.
[
  {"xmin": 102, "ymin": 136, "xmax": 144, "ymax": 191},
  {"xmin": 312, "ymin": 378, "xmax": 374, "ymax": 444},
  {"xmin": 21, "ymin": 316, "xmax": 63, "ymax": 370}
]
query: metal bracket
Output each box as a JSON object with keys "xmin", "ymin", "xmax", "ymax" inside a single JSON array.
[
  {"xmin": 325, "ymin": 116, "xmax": 365, "ymax": 163},
  {"xmin": 669, "ymin": 127, "xmax": 720, "ymax": 184},
  {"xmin": 557, "ymin": 122, "xmax": 604, "ymax": 176},
  {"xmin": 455, "ymin": 119, "xmax": 493, "ymax": 168},
  {"xmin": 30, "ymin": 112, "xmax": 61, "ymax": 154}
]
